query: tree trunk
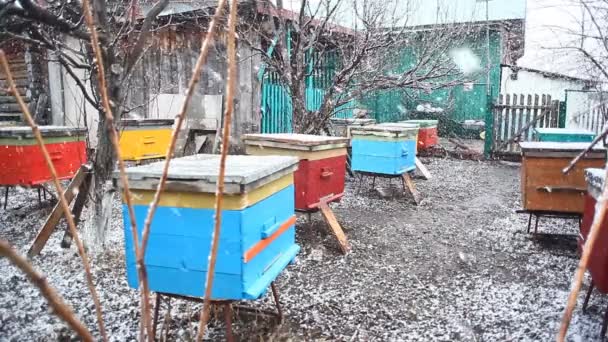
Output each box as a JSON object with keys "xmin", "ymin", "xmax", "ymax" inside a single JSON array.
[{"xmin": 91, "ymin": 114, "xmax": 116, "ymax": 247}]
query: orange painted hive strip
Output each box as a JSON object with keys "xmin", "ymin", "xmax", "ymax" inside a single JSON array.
[{"xmin": 244, "ymin": 215, "xmax": 297, "ymax": 263}]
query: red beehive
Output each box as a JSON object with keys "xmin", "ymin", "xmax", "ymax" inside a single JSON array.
[
  {"xmin": 0, "ymin": 126, "xmax": 87, "ymax": 186},
  {"xmin": 242, "ymin": 134, "xmax": 349, "ymax": 211},
  {"xmin": 400, "ymin": 120, "xmax": 439, "ymax": 150},
  {"xmin": 581, "ymin": 168, "xmax": 608, "ymax": 293}
]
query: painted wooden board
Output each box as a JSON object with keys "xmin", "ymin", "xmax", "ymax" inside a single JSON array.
[
  {"xmin": 116, "ymin": 154, "xmax": 299, "ymax": 194},
  {"xmin": 122, "ymin": 184, "xmax": 299, "ymax": 300},
  {"xmin": 120, "ymin": 119, "xmax": 175, "ymax": 128},
  {"xmin": 351, "ymin": 124, "xmax": 419, "ymax": 140},
  {"xmin": 399, "ymin": 120, "xmax": 438, "ymax": 128},
  {"xmin": 243, "ymin": 133, "xmax": 349, "ymax": 151},
  {"xmin": 351, "ymin": 139, "xmax": 417, "ymax": 175},
  {"xmin": 580, "ymin": 193, "xmax": 608, "ymax": 293},
  {"xmin": 245, "ymin": 144, "xmax": 347, "ymax": 161},
  {"xmin": 519, "ymin": 141, "xmax": 605, "ymax": 157},
  {"xmin": 535, "ymin": 128, "xmax": 595, "ymax": 136},
  {"xmin": 127, "ymin": 174, "xmax": 293, "ymax": 210},
  {"xmin": 0, "ymin": 126, "xmax": 87, "ymax": 138},
  {"xmin": 119, "ymin": 127, "xmax": 173, "ymax": 161},
  {"xmin": 521, "ymin": 156, "xmax": 604, "ymax": 213}
]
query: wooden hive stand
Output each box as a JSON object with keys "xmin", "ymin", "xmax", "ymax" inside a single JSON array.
[{"xmin": 27, "ymin": 164, "xmax": 93, "ymax": 257}]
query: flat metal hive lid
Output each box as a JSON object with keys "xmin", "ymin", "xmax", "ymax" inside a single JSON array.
[
  {"xmin": 400, "ymin": 120, "xmax": 438, "ymax": 128},
  {"xmin": 519, "ymin": 141, "xmax": 605, "ymax": 152},
  {"xmin": 534, "ymin": 128, "xmax": 595, "ymax": 136},
  {"xmin": 120, "ymin": 119, "xmax": 175, "ymax": 127},
  {"xmin": 115, "ymin": 154, "xmax": 299, "ymax": 194},
  {"xmin": 0, "ymin": 126, "xmax": 88, "ymax": 138},
  {"xmin": 351, "ymin": 124, "xmax": 419, "ymax": 137},
  {"xmin": 242, "ymin": 133, "xmax": 349, "ymax": 151}
]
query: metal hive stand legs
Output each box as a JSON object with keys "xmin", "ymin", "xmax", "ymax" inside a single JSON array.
[
  {"xmin": 355, "ymin": 172, "xmax": 421, "ymax": 205},
  {"xmin": 580, "ymin": 281, "xmax": 608, "ymax": 339},
  {"xmin": 152, "ymin": 282, "xmax": 284, "ymax": 341}
]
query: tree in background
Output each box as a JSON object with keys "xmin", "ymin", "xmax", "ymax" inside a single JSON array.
[
  {"xmin": 241, "ymin": 0, "xmax": 483, "ymax": 134},
  {"xmin": 0, "ymin": 0, "xmax": 169, "ymax": 244}
]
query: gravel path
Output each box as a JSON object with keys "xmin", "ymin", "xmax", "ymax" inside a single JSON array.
[{"xmin": 0, "ymin": 157, "xmax": 603, "ymax": 341}]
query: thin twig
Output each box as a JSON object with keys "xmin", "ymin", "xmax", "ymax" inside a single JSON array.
[
  {"xmin": 0, "ymin": 50, "xmax": 107, "ymax": 341},
  {"xmin": 76, "ymin": 0, "xmax": 151, "ymax": 339},
  {"xmin": 195, "ymin": 0, "xmax": 237, "ymax": 340},
  {"xmin": 0, "ymin": 240, "xmax": 94, "ymax": 342},
  {"xmin": 120, "ymin": 0, "xmax": 226, "ymax": 336},
  {"xmin": 558, "ymin": 165, "xmax": 608, "ymax": 341},
  {"xmin": 562, "ymin": 125, "xmax": 608, "ymax": 174}
]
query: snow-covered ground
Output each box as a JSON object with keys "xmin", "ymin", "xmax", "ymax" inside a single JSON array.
[{"xmin": 0, "ymin": 157, "xmax": 603, "ymax": 341}]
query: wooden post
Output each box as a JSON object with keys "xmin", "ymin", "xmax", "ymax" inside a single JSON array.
[
  {"xmin": 415, "ymin": 158, "xmax": 432, "ymax": 180},
  {"xmin": 402, "ymin": 172, "xmax": 420, "ymax": 205},
  {"xmin": 60, "ymin": 171, "xmax": 93, "ymax": 248},
  {"xmin": 318, "ymin": 199, "xmax": 350, "ymax": 254},
  {"xmin": 27, "ymin": 164, "xmax": 92, "ymax": 257}
]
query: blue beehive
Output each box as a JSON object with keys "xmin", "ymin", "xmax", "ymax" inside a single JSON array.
[
  {"xmin": 115, "ymin": 154, "xmax": 300, "ymax": 300},
  {"xmin": 350, "ymin": 124, "xmax": 419, "ymax": 175}
]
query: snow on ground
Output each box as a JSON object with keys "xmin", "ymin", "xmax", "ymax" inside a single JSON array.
[{"xmin": 0, "ymin": 157, "xmax": 604, "ymax": 341}]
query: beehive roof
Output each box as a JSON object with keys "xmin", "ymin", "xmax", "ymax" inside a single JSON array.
[{"xmin": 116, "ymin": 154, "xmax": 298, "ymax": 194}]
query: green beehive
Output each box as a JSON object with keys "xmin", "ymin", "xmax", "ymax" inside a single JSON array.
[{"xmin": 534, "ymin": 128, "xmax": 596, "ymax": 143}]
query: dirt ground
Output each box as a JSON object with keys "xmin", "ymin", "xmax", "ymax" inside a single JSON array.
[{"xmin": 0, "ymin": 156, "xmax": 604, "ymax": 341}]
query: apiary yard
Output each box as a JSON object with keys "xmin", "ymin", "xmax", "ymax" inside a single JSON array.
[{"xmin": 0, "ymin": 157, "xmax": 603, "ymax": 341}]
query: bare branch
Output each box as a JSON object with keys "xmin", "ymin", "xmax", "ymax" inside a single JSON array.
[
  {"xmin": 0, "ymin": 240, "xmax": 94, "ymax": 342},
  {"xmin": 0, "ymin": 50, "xmax": 107, "ymax": 341}
]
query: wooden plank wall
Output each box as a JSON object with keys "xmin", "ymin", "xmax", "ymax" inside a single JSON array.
[
  {"xmin": 126, "ymin": 26, "xmax": 261, "ymax": 145},
  {"xmin": 492, "ymin": 93, "xmax": 559, "ymax": 154},
  {"xmin": 0, "ymin": 40, "xmax": 49, "ymax": 124}
]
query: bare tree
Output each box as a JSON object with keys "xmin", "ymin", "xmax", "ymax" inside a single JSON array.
[
  {"xmin": 241, "ymin": 0, "xmax": 478, "ymax": 134},
  {"xmin": 0, "ymin": 0, "xmax": 169, "ymax": 243}
]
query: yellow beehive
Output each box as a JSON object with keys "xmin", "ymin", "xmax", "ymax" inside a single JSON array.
[{"xmin": 118, "ymin": 119, "xmax": 174, "ymax": 162}]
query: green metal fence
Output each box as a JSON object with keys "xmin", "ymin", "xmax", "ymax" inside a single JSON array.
[{"xmin": 260, "ymin": 49, "xmax": 354, "ymax": 133}]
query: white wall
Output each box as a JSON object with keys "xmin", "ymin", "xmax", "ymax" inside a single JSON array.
[{"xmin": 500, "ymin": 66, "xmax": 585, "ymax": 101}]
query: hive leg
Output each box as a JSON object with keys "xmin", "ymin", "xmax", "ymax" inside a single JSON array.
[
  {"xmin": 271, "ymin": 282, "xmax": 283, "ymax": 323},
  {"xmin": 319, "ymin": 200, "xmax": 350, "ymax": 254},
  {"xmin": 37, "ymin": 188, "xmax": 41, "ymax": 205},
  {"xmin": 601, "ymin": 302, "xmax": 608, "ymax": 339},
  {"xmin": 527, "ymin": 213, "xmax": 533, "ymax": 234},
  {"xmin": 224, "ymin": 303, "xmax": 234, "ymax": 342},
  {"xmin": 534, "ymin": 215, "xmax": 540, "ymax": 234},
  {"xmin": 356, "ymin": 174, "xmax": 364, "ymax": 196},
  {"xmin": 3, "ymin": 187, "xmax": 8, "ymax": 210},
  {"xmin": 583, "ymin": 281, "xmax": 595, "ymax": 313},
  {"xmin": 401, "ymin": 173, "xmax": 420, "ymax": 205}
]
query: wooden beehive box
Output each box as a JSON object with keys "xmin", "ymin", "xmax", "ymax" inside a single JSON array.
[
  {"xmin": 118, "ymin": 119, "xmax": 175, "ymax": 162},
  {"xmin": 351, "ymin": 124, "xmax": 419, "ymax": 175},
  {"xmin": 0, "ymin": 126, "xmax": 87, "ymax": 186},
  {"xmin": 242, "ymin": 133, "xmax": 349, "ymax": 211},
  {"xmin": 399, "ymin": 120, "xmax": 439, "ymax": 150},
  {"xmin": 115, "ymin": 154, "xmax": 300, "ymax": 300},
  {"xmin": 581, "ymin": 168, "xmax": 608, "ymax": 293},
  {"xmin": 534, "ymin": 128, "xmax": 595, "ymax": 143},
  {"xmin": 329, "ymin": 118, "xmax": 376, "ymax": 140},
  {"xmin": 519, "ymin": 141, "xmax": 606, "ymax": 213}
]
